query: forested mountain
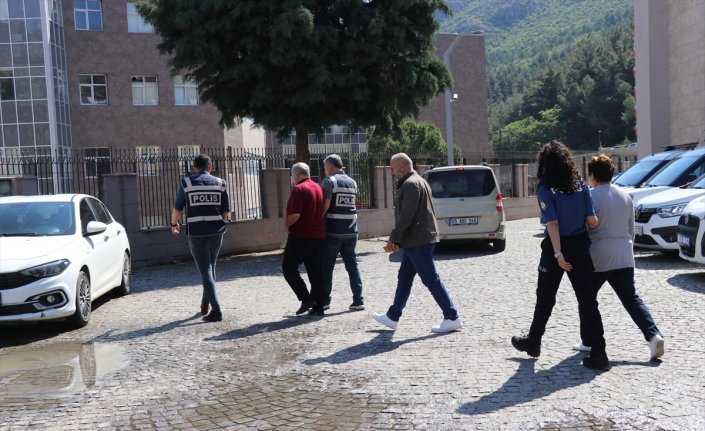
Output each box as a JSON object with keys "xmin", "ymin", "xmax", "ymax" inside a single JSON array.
[{"xmin": 437, "ymin": 0, "xmax": 635, "ymax": 151}]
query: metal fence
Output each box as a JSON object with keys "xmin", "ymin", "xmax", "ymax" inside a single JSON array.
[{"xmin": 0, "ymin": 147, "xmax": 637, "ymax": 229}]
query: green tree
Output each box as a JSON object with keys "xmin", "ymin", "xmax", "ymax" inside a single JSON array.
[
  {"xmin": 368, "ymin": 119, "xmax": 446, "ymax": 154},
  {"xmin": 137, "ymin": 0, "xmax": 452, "ymax": 161},
  {"xmin": 491, "ymin": 105, "xmax": 563, "ymax": 152}
]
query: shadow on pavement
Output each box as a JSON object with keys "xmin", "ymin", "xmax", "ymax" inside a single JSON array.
[
  {"xmin": 666, "ymin": 272, "xmax": 705, "ymax": 294},
  {"xmin": 385, "ymin": 242, "xmax": 501, "ymax": 263},
  {"xmin": 204, "ymin": 312, "xmax": 348, "ymax": 342},
  {"xmin": 95, "ymin": 313, "xmax": 203, "ymax": 342},
  {"xmin": 457, "ymin": 354, "xmax": 596, "ymax": 415},
  {"xmin": 302, "ymin": 330, "xmax": 445, "ymax": 365}
]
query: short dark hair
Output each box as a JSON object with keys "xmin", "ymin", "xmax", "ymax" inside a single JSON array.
[
  {"xmin": 324, "ymin": 154, "xmax": 343, "ymax": 169},
  {"xmin": 588, "ymin": 154, "xmax": 615, "ymax": 182},
  {"xmin": 194, "ymin": 154, "xmax": 211, "ymax": 170}
]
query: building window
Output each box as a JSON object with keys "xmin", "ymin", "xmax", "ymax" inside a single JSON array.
[
  {"xmin": 127, "ymin": 2, "xmax": 153, "ymax": 33},
  {"xmin": 174, "ymin": 76, "xmax": 199, "ymax": 106},
  {"xmin": 83, "ymin": 147, "xmax": 111, "ymax": 178},
  {"xmin": 131, "ymin": 75, "xmax": 158, "ymax": 105},
  {"xmin": 79, "ymin": 74, "xmax": 107, "ymax": 105},
  {"xmin": 178, "ymin": 145, "xmax": 200, "ymax": 173},
  {"xmin": 74, "ymin": 0, "xmax": 103, "ymax": 31},
  {"xmin": 136, "ymin": 146, "xmax": 161, "ymax": 176}
]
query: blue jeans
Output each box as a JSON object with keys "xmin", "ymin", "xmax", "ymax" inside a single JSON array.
[
  {"xmin": 580, "ymin": 267, "xmax": 661, "ymax": 345},
  {"xmin": 322, "ymin": 236, "xmax": 363, "ymax": 304},
  {"xmin": 386, "ymin": 243, "xmax": 458, "ymax": 322},
  {"xmin": 188, "ymin": 233, "xmax": 224, "ymax": 312}
]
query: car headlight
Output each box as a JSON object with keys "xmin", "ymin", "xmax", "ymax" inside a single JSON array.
[
  {"xmin": 20, "ymin": 259, "xmax": 71, "ymax": 279},
  {"xmin": 657, "ymin": 203, "xmax": 688, "ymax": 218}
]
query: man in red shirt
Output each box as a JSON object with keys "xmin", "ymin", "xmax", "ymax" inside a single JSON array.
[{"xmin": 283, "ymin": 162, "xmax": 327, "ymax": 315}]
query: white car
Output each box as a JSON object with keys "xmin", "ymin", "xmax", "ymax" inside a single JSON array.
[
  {"xmin": 677, "ymin": 195, "xmax": 705, "ymax": 263},
  {"xmin": 628, "ymin": 147, "xmax": 705, "ymax": 207},
  {"xmin": 0, "ymin": 194, "xmax": 131, "ymax": 327},
  {"xmin": 423, "ymin": 165, "xmax": 506, "ymax": 251},
  {"xmin": 633, "ymin": 174, "xmax": 705, "ymax": 251}
]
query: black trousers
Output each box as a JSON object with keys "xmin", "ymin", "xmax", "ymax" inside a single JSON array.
[
  {"xmin": 529, "ymin": 232, "xmax": 606, "ymax": 355},
  {"xmin": 282, "ymin": 235, "xmax": 326, "ymax": 307}
]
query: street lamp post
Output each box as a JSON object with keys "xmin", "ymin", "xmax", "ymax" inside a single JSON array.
[{"xmin": 444, "ymin": 34, "xmax": 463, "ymax": 166}]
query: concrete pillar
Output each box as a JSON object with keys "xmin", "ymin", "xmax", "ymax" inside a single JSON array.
[
  {"xmin": 513, "ymin": 164, "xmax": 529, "ymax": 198},
  {"xmin": 101, "ymin": 173, "xmax": 141, "ymax": 233},
  {"xmin": 11, "ymin": 177, "xmax": 39, "ymax": 196},
  {"xmin": 621, "ymin": 160, "xmax": 633, "ymax": 172},
  {"xmin": 261, "ymin": 168, "xmax": 290, "ymax": 219},
  {"xmin": 372, "ymin": 166, "xmax": 393, "ymax": 209}
]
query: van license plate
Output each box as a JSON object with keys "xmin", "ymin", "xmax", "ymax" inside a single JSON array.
[
  {"xmin": 635, "ymin": 225, "xmax": 643, "ymax": 235},
  {"xmin": 678, "ymin": 233, "xmax": 691, "ymax": 247},
  {"xmin": 448, "ymin": 217, "xmax": 478, "ymax": 226}
]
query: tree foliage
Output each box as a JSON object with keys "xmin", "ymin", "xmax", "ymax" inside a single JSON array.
[
  {"xmin": 368, "ymin": 120, "xmax": 447, "ymax": 154},
  {"xmin": 137, "ymin": 0, "xmax": 453, "ymax": 161},
  {"xmin": 490, "ymin": 22, "xmax": 636, "ymax": 151}
]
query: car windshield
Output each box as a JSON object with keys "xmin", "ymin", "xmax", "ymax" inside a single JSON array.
[
  {"xmin": 690, "ymin": 175, "xmax": 705, "ymax": 189},
  {"xmin": 613, "ymin": 160, "xmax": 661, "ymax": 186},
  {"xmin": 426, "ymin": 169, "xmax": 495, "ymax": 198},
  {"xmin": 643, "ymin": 154, "xmax": 703, "ymax": 187},
  {"xmin": 0, "ymin": 202, "xmax": 75, "ymax": 236}
]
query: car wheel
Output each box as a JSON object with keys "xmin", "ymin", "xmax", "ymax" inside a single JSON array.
[
  {"xmin": 115, "ymin": 252, "xmax": 131, "ymax": 296},
  {"xmin": 493, "ymin": 239, "xmax": 506, "ymax": 252},
  {"xmin": 71, "ymin": 271, "xmax": 91, "ymax": 328}
]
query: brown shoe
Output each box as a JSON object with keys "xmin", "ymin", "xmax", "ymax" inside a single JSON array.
[{"xmin": 202, "ymin": 310, "xmax": 222, "ymax": 322}]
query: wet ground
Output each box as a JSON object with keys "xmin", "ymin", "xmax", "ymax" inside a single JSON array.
[{"xmin": 1, "ymin": 218, "xmax": 704, "ymax": 430}]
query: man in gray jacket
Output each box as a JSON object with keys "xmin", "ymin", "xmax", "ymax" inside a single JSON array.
[{"xmin": 372, "ymin": 153, "xmax": 462, "ymax": 333}]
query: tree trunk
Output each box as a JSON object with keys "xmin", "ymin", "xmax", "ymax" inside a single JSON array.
[{"xmin": 295, "ymin": 127, "xmax": 310, "ymax": 163}]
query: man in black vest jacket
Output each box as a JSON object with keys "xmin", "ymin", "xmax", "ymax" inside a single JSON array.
[
  {"xmin": 321, "ymin": 154, "xmax": 365, "ymax": 311},
  {"xmin": 171, "ymin": 154, "xmax": 231, "ymax": 322}
]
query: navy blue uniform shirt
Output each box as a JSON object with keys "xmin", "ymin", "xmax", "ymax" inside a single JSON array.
[{"xmin": 537, "ymin": 183, "xmax": 595, "ymax": 237}]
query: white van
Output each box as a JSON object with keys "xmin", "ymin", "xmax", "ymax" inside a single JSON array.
[{"xmin": 423, "ymin": 165, "xmax": 506, "ymax": 251}]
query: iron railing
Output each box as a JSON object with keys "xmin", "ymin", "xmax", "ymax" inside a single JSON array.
[{"xmin": 0, "ymin": 148, "xmax": 637, "ymax": 228}]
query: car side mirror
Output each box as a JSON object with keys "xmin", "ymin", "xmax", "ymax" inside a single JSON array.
[{"xmin": 85, "ymin": 221, "xmax": 107, "ymax": 235}]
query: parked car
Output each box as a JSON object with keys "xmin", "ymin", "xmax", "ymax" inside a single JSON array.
[
  {"xmin": 628, "ymin": 147, "xmax": 705, "ymax": 206},
  {"xmin": 633, "ymin": 173, "xmax": 705, "ymax": 251},
  {"xmin": 613, "ymin": 150, "xmax": 684, "ymax": 188},
  {"xmin": 423, "ymin": 165, "xmax": 506, "ymax": 251},
  {"xmin": 0, "ymin": 194, "xmax": 131, "ymax": 327},
  {"xmin": 677, "ymin": 195, "xmax": 705, "ymax": 263}
]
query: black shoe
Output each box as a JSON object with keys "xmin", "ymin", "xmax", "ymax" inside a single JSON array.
[
  {"xmin": 296, "ymin": 300, "xmax": 315, "ymax": 315},
  {"xmin": 200, "ymin": 304, "xmax": 209, "ymax": 316},
  {"xmin": 582, "ymin": 352, "xmax": 610, "ymax": 371},
  {"xmin": 511, "ymin": 335, "xmax": 541, "ymax": 357},
  {"xmin": 349, "ymin": 301, "xmax": 365, "ymax": 311},
  {"xmin": 308, "ymin": 307, "xmax": 324, "ymax": 316},
  {"xmin": 202, "ymin": 310, "xmax": 222, "ymax": 322}
]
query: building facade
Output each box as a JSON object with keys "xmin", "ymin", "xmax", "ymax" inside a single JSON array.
[
  {"xmin": 634, "ymin": 0, "xmax": 705, "ymax": 158},
  {"xmin": 0, "ymin": 0, "xmax": 70, "ymax": 160}
]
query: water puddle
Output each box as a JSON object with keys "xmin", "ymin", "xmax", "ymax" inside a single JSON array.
[{"xmin": 0, "ymin": 341, "xmax": 127, "ymax": 399}]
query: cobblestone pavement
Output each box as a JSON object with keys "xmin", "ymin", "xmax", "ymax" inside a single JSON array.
[{"xmin": 2, "ymin": 218, "xmax": 704, "ymax": 431}]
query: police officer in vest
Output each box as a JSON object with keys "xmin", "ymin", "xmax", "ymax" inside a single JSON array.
[
  {"xmin": 321, "ymin": 154, "xmax": 364, "ymax": 311},
  {"xmin": 171, "ymin": 154, "xmax": 231, "ymax": 322}
]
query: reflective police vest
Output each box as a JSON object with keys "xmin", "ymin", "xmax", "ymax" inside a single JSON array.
[
  {"xmin": 182, "ymin": 173, "xmax": 227, "ymax": 236},
  {"xmin": 325, "ymin": 173, "xmax": 358, "ymax": 236}
]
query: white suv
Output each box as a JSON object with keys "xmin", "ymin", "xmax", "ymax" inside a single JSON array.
[
  {"xmin": 634, "ymin": 174, "xmax": 705, "ymax": 251},
  {"xmin": 423, "ymin": 165, "xmax": 506, "ymax": 251},
  {"xmin": 677, "ymin": 196, "xmax": 705, "ymax": 263}
]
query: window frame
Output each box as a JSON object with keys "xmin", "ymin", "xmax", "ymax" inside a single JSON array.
[
  {"xmin": 126, "ymin": 2, "xmax": 153, "ymax": 33},
  {"xmin": 82, "ymin": 147, "xmax": 111, "ymax": 178},
  {"xmin": 74, "ymin": 0, "xmax": 103, "ymax": 32},
  {"xmin": 131, "ymin": 75, "xmax": 159, "ymax": 106},
  {"xmin": 78, "ymin": 74, "xmax": 108, "ymax": 105},
  {"xmin": 173, "ymin": 76, "xmax": 199, "ymax": 106},
  {"xmin": 135, "ymin": 145, "xmax": 162, "ymax": 176}
]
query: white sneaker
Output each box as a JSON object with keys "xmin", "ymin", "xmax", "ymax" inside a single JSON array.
[
  {"xmin": 372, "ymin": 312, "xmax": 398, "ymax": 330},
  {"xmin": 572, "ymin": 342, "xmax": 592, "ymax": 352},
  {"xmin": 431, "ymin": 318, "xmax": 462, "ymax": 333},
  {"xmin": 649, "ymin": 334, "xmax": 665, "ymax": 359}
]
